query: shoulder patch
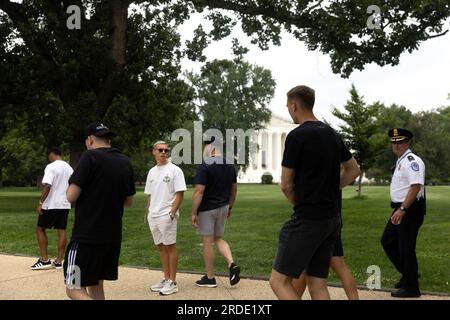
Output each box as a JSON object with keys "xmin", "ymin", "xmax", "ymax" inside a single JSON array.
[
  {"xmin": 410, "ymin": 162, "xmax": 420, "ymax": 172},
  {"xmin": 407, "ymin": 155, "xmax": 415, "ymax": 162}
]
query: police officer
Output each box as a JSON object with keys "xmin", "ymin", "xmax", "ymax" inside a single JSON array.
[{"xmin": 381, "ymin": 128, "xmax": 426, "ymax": 298}]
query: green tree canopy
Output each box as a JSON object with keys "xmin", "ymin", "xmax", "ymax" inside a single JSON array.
[
  {"xmin": 1, "ymin": 0, "xmax": 449, "ymax": 184},
  {"xmin": 187, "ymin": 58, "xmax": 275, "ymax": 172},
  {"xmin": 332, "ymin": 85, "xmax": 384, "ymax": 196},
  {"xmin": 367, "ymin": 104, "xmax": 450, "ymax": 184}
]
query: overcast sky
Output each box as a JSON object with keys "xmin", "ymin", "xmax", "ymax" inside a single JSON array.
[{"xmin": 180, "ymin": 15, "xmax": 450, "ymax": 126}]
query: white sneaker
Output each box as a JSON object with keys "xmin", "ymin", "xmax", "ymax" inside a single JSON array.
[
  {"xmin": 150, "ymin": 279, "xmax": 168, "ymax": 292},
  {"xmin": 159, "ymin": 280, "xmax": 179, "ymax": 296}
]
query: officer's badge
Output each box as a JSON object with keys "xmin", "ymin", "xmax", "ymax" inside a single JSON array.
[
  {"xmin": 393, "ymin": 128, "xmax": 398, "ymax": 137},
  {"xmin": 407, "ymin": 155, "xmax": 415, "ymax": 162},
  {"xmin": 163, "ymin": 175, "xmax": 171, "ymax": 183},
  {"xmin": 411, "ymin": 162, "xmax": 420, "ymax": 172}
]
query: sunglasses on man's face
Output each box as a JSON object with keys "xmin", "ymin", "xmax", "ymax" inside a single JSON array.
[{"xmin": 157, "ymin": 148, "xmax": 170, "ymax": 153}]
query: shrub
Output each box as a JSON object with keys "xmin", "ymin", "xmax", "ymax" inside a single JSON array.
[{"xmin": 261, "ymin": 172, "xmax": 273, "ymax": 184}]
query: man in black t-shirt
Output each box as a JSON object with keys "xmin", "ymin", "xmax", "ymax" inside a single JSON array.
[
  {"xmin": 269, "ymin": 85, "xmax": 360, "ymax": 300},
  {"xmin": 64, "ymin": 122, "xmax": 136, "ymax": 300},
  {"xmin": 191, "ymin": 137, "xmax": 241, "ymax": 288}
]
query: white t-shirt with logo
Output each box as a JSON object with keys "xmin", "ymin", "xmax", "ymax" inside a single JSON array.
[
  {"xmin": 390, "ymin": 150, "xmax": 425, "ymax": 203},
  {"xmin": 42, "ymin": 160, "xmax": 74, "ymax": 210},
  {"xmin": 144, "ymin": 162, "xmax": 187, "ymax": 218}
]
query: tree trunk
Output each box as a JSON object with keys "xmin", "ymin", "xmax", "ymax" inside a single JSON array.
[{"xmin": 358, "ymin": 170, "xmax": 363, "ymax": 198}]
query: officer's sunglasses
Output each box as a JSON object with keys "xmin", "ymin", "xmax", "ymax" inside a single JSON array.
[{"xmin": 157, "ymin": 148, "xmax": 170, "ymax": 153}]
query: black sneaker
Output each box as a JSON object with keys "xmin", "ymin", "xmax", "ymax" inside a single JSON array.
[
  {"xmin": 30, "ymin": 258, "xmax": 52, "ymax": 270},
  {"xmin": 395, "ymin": 273, "xmax": 420, "ymax": 289},
  {"xmin": 52, "ymin": 260, "xmax": 63, "ymax": 270},
  {"xmin": 391, "ymin": 288, "xmax": 421, "ymax": 298},
  {"xmin": 229, "ymin": 263, "xmax": 241, "ymax": 286},
  {"xmin": 195, "ymin": 275, "xmax": 217, "ymax": 288}
]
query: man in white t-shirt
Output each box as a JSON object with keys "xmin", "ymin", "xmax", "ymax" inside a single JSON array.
[
  {"xmin": 144, "ymin": 141, "xmax": 186, "ymax": 296},
  {"xmin": 31, "ymin": 147, "xmax": 73, "ymax": 270}
]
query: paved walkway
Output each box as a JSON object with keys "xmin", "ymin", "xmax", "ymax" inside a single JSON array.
[{"xmin": 0, "ymin": 254, "xmax": 448, "ymax": 300}]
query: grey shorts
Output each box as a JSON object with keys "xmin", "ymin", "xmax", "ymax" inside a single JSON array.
[{"xmin": 198, "ymin": 205, "xmax": 229, "ymax": 236}]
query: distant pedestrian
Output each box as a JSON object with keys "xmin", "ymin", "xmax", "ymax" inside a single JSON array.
[
  {"xmin": 191, "ymin": 137, "xmax": 240, "ymax": 288},
  {"xmin": 31, "ymin": 147, "xmax": 73, "ymax": 270}
]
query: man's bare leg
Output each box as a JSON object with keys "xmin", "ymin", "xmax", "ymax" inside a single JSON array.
[
  {"xmin": 87, "ymin": 281, "xmax": 105, "ymax": 300},
  {"xmin": 66, "ymin": 287, "xmax": 93, "ymax": 300},
  {"xmin": 56, "ymin": 229, "xmax": 67, "ymax": 263},
  {"xmin": 167, "ymin": 244, "xmax": 178, "ymax": 281},
  {"xmin": 306, "ymin": 275, "xmax": 331, "ymax": 300},
  {"xmin": 269, "ymin": 269, "xmax": 300, "ymax": 300},
  {"xmin": 291, "ymin": 273, "xmax": 307, "ymax": 299},
  {"xmin": 158, "ymin": 244, "xmax": 170, "ymax": 280},
  {"xmin": 36, "ymin": 227, "xmax": 49, "ymax": 261},
  {"xmin": 214, "ymin": 236, "xmax": 233, "ymax": 266},
  {"xmin": 330, "ymin": 257, "xmax": 359, "ymax": 300},
  {"xmin": 202, "ymin": 235, "xmax": 215, "ymax": 279}
]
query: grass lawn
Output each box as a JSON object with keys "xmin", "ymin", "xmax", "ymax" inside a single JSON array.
[{"xmin": 0, "ymin": 185, "xmax": 449, "ymax": 293}]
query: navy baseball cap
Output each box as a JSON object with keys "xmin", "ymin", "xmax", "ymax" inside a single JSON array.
[{"xmin": 84, "ymin": 122, "xmax": 116, "ymax": 139}]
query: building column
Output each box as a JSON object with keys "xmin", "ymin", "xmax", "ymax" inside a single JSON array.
[
  {"xmin": 272, "ymin": 131, "xmax": 278, "ymax": 170},
  {"xmin": 258, "ymin": 130, "xmax": 263, "ymax": 170}
]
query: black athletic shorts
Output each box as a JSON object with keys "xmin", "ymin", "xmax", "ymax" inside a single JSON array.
[
  {"xmin": 332, "ymin": 233, "xmax": 344, "ymax": 257},
  {"xmin": 63, "ymin": 241, "xmax": 121, "ymax": 288},
  {"xmin": 273, "ymin": 215, "xmax": 339, "ymax": 279},
  {"xmin": 37, "ymin": 209, "xmax": 69, "ymax": 229}
]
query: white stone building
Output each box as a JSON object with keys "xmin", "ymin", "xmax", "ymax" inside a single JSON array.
[{"xmin": 238, "ymin": 114, "xmax": 297, "ymax": 183}]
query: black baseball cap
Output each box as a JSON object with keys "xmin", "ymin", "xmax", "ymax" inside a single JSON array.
[{"xmin": 84, "ymin": 122, "xmax": 116, "ymax": 139}]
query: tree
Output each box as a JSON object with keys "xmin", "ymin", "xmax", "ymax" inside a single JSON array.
[
  {"xmin": 366, "ymin": 104, "xmax": 450, "ymax": 184},
  {"xmin": 332, "ymin": 85, "xmax": 384, "ymax": 197},
  {"xmin": 1, "ymin": 0, "xmax": 449, "ymax": 170},
  {"xmin": 365, "ymin": 104, "xmax": 415, "ymax": 183},
  {"xmin": 0, "ymin": 1, "xmax": 195, "ymax": 171},
  {"xmin": 187, "ymin": 59, "xmax": 275, "ymax": 171}
]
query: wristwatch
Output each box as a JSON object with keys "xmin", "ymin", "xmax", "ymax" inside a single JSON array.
[
  {"xmin": 400, "ymin": 205, "xmax": 407, "ymax": 212},
  {"xmin": 38, "ymin": 201, "xmax": 43, "ymax": 205}
]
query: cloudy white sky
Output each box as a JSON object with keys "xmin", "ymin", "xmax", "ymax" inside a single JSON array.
[{"xmin": 179, "ymin": 14, "xmax": 450, "ymax": 125}]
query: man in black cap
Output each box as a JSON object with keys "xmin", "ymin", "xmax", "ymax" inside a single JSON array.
[
  {"xmin": 381, "ymin": 128, "xmax": 426, "ymax": 298},
  {"xmin": 64, "ymin": 122, "xmax": 136, "ymax": 300}
]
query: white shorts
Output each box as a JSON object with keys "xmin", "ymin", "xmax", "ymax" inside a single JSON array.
[{"xmin": 148, "ymin": 214, "xmax": 177, "ymax": 245}]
